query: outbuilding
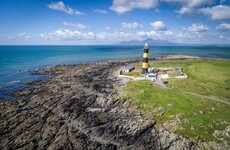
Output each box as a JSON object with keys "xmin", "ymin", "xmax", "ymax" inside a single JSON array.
[
  {"xmin": 148, "ymin": 72, "xmax": 157, "ymax": 81},
  {"xmin": 161, "ymin": 71, "xmax": 169, "ymax": 78},
  {"xmin": 120, "ymin": 66, "xmax": 134, "ymax": 73}
]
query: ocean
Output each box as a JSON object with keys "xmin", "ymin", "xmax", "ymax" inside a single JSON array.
[{"xmin": 0, "ymin": 45, "xmax": 230, "ymax": 99}]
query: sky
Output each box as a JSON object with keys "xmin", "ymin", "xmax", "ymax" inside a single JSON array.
[{"xmin": 0, "ymin": 0, "xmax": 230, "ymax": 45}]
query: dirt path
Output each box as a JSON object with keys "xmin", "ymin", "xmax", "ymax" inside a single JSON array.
[
  {"xmin": 149, "ymin": 77, "xmax": 230, "ymax": 105},
  {"xmin": 154, "ymin": 79, "xmax": 230, "ymax": 105},
  {"xmin": 153, "ymin": 79, "xmax": 169, "ymax": 89},
  {"xmin": 179, "ymin": 91, "xmax": 230, "ymax": 105}
]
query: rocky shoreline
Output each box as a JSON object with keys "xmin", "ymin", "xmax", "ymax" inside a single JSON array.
[
  {"xmin": 158, "ymin": 55, "xmax": 201, "ymax": 60},
  {"xmin": 0, "ymin": 58, "xmax": 220, "ymax": 149}
]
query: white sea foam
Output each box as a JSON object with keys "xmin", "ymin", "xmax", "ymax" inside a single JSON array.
[
  {"xmin": 7, "ymin": 80, "xmax": 20, "ymax": 84},
  {"xmin": 17, "ymin": 70, "xmax": 28, "ymax": 73}
]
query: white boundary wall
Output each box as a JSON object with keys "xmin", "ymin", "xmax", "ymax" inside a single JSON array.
[
  {"xmin": 118, "ymin": 74, "xmax": 146, "ymax": 81},
  {"xmin": 173, "ymin": 75, "xmax": 188, "ymax": 79}
]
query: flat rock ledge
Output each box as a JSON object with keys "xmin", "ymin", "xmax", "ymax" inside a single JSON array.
[{"xmin": 0, "ymin": 60, "xmax": 206, "ymax": 150}]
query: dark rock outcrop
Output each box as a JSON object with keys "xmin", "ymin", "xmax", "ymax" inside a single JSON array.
[{"xmin": 0, "ymin": 60, "xmax": 201, "ymax": 150}]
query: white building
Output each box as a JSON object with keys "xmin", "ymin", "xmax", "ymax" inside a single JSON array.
[
  {"xmin": 120, "ymin": 66, "xmax": 134, "ymax": 73},
  {"xmin": 161, "ymin": 72, "xmax": 169, "ymax": 78},
  {"xmin": 148, "ymin": 68, "xmax": 153, "ymax": 72},
  {"xmin": 148, "ymin": 72, "xmax": 157, "ymax": 81}
]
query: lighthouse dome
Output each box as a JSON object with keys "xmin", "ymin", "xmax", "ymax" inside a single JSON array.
[{"xmin": 144, "ymin": 43, "xmax": 148, "ymax": 49}]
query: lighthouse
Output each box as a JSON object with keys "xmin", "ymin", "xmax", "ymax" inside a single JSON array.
[{"xmin": 142, "ymin": 43, "xmax": 149, "ymax": 74}]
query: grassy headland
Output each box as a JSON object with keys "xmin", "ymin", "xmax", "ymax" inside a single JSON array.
[
  {"xmin": 156, "ymin": 59, "xmax": 230, "ymax": 102},
  {"xmin": 125, "ymin": 59, "xmax": 230, "ymax": 101},
  {"xmin": 121, "ymin": 59, "xmax": 230, "ymax": 143}
]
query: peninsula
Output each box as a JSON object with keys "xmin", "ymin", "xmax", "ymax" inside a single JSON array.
[{"xmin": 0, "ymin": 55, "xmax": 229, "ymax": 149}]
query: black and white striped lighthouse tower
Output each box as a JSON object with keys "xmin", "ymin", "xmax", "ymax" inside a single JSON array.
[{"xmin": 142, "ymin": 43, "xmax": 149, "ymax": 74}]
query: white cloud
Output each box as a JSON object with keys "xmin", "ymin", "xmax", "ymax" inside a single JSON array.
[
  {"xmin": 105, "ymin": 26, "xmax": 112, "ymax": 31},
  {"xmin": 175, "ymin": 32, "xmax": 216, "ymax": 44},
  {"xmin": 7, "ymin": 33, "xmax": 30, "ymax": 40},
  {"xmin": 137, "ymin": 31, "xmax": 157, "ymax": 38},
  {"xmin": 19, "ymin": 33, "xmax": 30, "ymax": 39},
  {"xmin": 137, "ymin": 30, "xmax": 173, "ymax": 40},
  {"xmin": 63, "ymin": 22, "xmax": 90, "ymax": 29},
  {"xmin": 161, "ymin": 0, "xmax": 187, "ymax": 5},
  {"xmin": 121, "ymin": 22, "xmax": 143, "ymax": 29},
  {"xmin": 48, "ymin": 1, "xmax": 85, "ymax": 15},
  {"xmin": 176, "ymin": 7, "xmax": 196, "ymax": 15},
  {"xmin": 93, "ymin": 9, "xmax": 107, "ymax": 14},
  {"xmin": 8, "ymin": 36, "xmax": 15, "ymax": 40},
  {"xmin": 110, "ymin": 0, "xmax": 158, "ymax": 14},
  {"xmin": 150, "ymin": 21, "xmax": 167, "ymax": 31},
  {"xmin": 219, "ymin": 35, "xmax": 224, "ymax": 39},
  {"xmin": 163, "ymin": 0, "xmax": 213, "ymax": 15},
  {"xmin": 162, "ymin": 0, "xmax": 212, "ymax": 7},
  {"xmin": 96, "ymin": 32, "xmax": 133, "ymax": 41},
  {"xmin": 216, "ymin": 23, "xmax": 230, "ymax": 32},
  {"xmin": 200, "ymin": 5, "xmax": 230, "ymax": 21},
  {"xmin": 188, "ymin": 0, "xmax": 212, "ymax": 7},
  {"xmin": 184, "ymin": 23, "xmax": 209, "ymax": 34}
]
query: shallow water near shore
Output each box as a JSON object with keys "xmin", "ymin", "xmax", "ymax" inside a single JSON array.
[{"xmin": 0, "ymin": 45, "xmax": 230, "ymax": 99}]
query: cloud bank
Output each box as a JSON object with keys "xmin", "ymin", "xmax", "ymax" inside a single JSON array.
[{"xmin": 184, "ymin": 23, "xmax": 209, "ymax": 34}]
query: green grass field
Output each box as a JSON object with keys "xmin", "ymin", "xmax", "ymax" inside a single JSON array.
[
  {"xmin": 132, "ymin": 59, "xmax": 230, "ymax": 101},
  {"xmin": 150, "ymin": 59, "xmax": 230, "ymax": 102},
  {"xmin": 121, "ymin": 59, "xmax": 230, "ymax": 143}
]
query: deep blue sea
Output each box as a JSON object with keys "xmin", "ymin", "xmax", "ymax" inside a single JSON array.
[{"xmin": 0, "ymin": 45, "xmax": 230, "ymax": 99}]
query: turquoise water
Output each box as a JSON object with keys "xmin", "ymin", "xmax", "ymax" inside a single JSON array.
[{"xmin": 0, "ymin": 45, "xmax": 230, "ymax": 99}]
